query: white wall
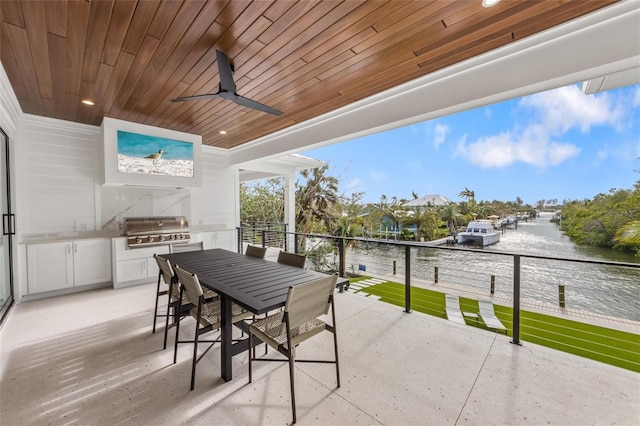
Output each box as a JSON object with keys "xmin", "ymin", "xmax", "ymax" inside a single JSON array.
[{"xmin": 16, "ymin": 115, "xmax": 237, "ymax": 237}]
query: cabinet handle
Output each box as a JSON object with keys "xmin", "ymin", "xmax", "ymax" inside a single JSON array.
[
  {"xmin": 2, "ymin": 214, "xmax": 15, "ymax": 236},
  {"xmin": 74, "ymin": 243, "xmax": 77, "ymax": 254}
]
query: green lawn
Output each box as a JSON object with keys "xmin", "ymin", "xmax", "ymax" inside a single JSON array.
[{"xmin": 352, "ymin": 279, "xmax": 640, "ymax": 372}]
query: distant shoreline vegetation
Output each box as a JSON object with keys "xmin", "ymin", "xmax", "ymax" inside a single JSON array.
[
  {"xmin": 240, "ymin": 165, "xmax": 640, "ymax": 257},
  {"xmin": 558, "ymin": 180, "xmax": 640, "ymax": 256}
]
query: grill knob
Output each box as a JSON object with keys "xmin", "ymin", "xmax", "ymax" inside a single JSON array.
[
  {"xmin": 136, "ymin": 237, "xmax": 142, "ymax": 244},
  {"xmin": 148, "ymin": 236, "xmax": 154, "ymax": 242},
  {"xmin": 159, "ymin": 235, "xmax": 165, "ymax": 241},
  {"xmin": 170, "ymin": 234, "xmax": 176, "ymax": 240}
]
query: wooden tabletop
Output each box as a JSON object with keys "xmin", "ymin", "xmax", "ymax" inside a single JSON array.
[{"xmin": 164, "ymin": 248, "xmax": 330, "ymax": 315}]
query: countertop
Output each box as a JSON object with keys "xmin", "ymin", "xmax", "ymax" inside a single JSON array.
[{"xmin": 20, "ymin": 225, "xmax": 235, "ymax": 244}]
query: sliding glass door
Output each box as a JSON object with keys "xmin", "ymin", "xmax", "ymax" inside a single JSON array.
[{"xmin": 0, "ymin": 127, "xmax": 14, "ymax": 325}]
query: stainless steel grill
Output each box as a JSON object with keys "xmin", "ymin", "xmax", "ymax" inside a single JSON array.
[{"xmin": 124, "ymin": 216, "xmax": 190, "ymax": 249}]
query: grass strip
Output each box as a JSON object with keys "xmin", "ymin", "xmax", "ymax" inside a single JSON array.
[{"xmin": 356, "ymin": 280, "xmax": 640, "ymax": 373}]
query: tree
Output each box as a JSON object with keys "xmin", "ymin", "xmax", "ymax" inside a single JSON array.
[
  {"xmin": 402, "ymin": 206, "xmax": 443, "ymax": 241},
  {"xmin": 440, "ymin": 203, "xmax": 463, "ymax": 233},
  {"xmin": 296, "ymin": 165, "xmax": 339, "ymax": 245},
  {"xmin": 458, "ymin": 187, "xmax": 476, "ymax": 205},
  {"xmin": 240, "ymin": 178, "xmax": 284, "ymax": 223},
  {"xmin": 560, "ymin": 183, "xmax": 640, "ymax": 252}
]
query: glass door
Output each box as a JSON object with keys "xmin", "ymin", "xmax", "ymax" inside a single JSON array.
[{"xmin": 0, "ymin": 127, "xmax": 14, "ymax": 325}]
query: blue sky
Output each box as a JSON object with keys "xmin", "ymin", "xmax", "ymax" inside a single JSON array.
[{"xmin": 302, "ymin": 84, "xmax": 640, "ymax": 206}]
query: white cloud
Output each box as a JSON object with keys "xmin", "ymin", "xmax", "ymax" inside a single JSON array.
[
  {"xmin": 519, "ymin": 85, "xmax": 623, "ymax": 134},
  {"xmin": 458, "ymin": 127, "xmax": 580, "ymax": 169},
  {"xmin": 455, "ymin": 84, "xmax": 629, "ymax": 168},
  {"xmin": 433, "ymin": 124, "xmax": 449, "ymax": 150},
  {"xmin": 547, "ymin": 142, "xmax": 581, "ymax": 165}
]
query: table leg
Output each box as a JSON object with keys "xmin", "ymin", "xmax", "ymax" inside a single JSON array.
[{"xmin": 220, "ymin": 295, "xmax": 233, "ymax": 382}]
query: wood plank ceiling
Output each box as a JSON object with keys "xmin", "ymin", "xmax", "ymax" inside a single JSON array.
[{"xmin": 0, "ymin": 0, "xmax": 619, "ymax": 149}]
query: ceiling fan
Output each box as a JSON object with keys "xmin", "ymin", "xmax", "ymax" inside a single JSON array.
[{"xmin": 170, "ymin": 49, "xmax": 283, "ymax": 116}]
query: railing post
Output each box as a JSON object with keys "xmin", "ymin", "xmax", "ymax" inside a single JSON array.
[
  {"xmin": 490, "ymin": 275, "xmax": 495, "ymax": 295},
  {"xmin": 283, "ymin": 224, "xmax": 288, "ymax": 251},
  {"xmin": 393, "ymin": 260, "xmax": 396, "ymax": 275},
  {"xmin": 511, "ymin": 255, "xmax": 521, "ymax": 345},
  {"xmin": 294, "ymin": 233, "xmax": 298, "ymax": 253},
  {"xmin": 434, "ymin": 266, "xmax": 439, "ymax": 283},
  {"xmin": 237, "ymin": 227, "xmax": 242, "ymax": 253},
  {"xmin": 405, "ymin": 245, "xmax": 411, "ymax": 313},
  {"xmin": 261, "ymin": 230, "xmax": 266, "ymax": 247},
  {"xmin": 559, "ymin": 285, "xmax": 566, "ymax": 307},
  {"xmin": 338, "ymin": 238, "xmax": 345, "ymax": 278}
]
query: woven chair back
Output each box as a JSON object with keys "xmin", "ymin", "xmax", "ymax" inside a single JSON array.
[
  {"xmin": 155, "ymin": 255, "xmax": 174, "ymax": 285},
  {"xmin": 277, "ymin": 251, "xmax": 306, "ymax": 268},
  {"xmin": 245, "ymin": 244, "xmax": 267, "ymax": 259},
  {"xmin": 174, "ymin": 265, "xmax": 204, "ymax": 306},
  {"xmin": 284, "ymin": 275, "xmax": 337, "ymax": 329}
]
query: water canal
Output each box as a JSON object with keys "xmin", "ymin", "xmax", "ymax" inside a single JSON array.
[{"xmin": 345, "ymin": 213, "xmax": 640, "ymax": 321}]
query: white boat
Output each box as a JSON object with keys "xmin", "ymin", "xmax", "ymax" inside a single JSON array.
[{"xmin": 456, "ymin": 220, "xmax": 500, "ymax": 246}]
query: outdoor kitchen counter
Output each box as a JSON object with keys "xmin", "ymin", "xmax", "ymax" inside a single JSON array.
[{"xmin": 21, "ymin": 231, "xmax": 123, "ymax": 244}]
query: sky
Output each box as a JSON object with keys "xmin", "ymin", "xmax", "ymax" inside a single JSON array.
[{"xmin": 301, "ymin": 83, "xmax": 640, "ymax": 206}]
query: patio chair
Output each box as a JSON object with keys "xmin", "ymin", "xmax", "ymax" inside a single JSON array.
[
  {"xmin": 173, "ymin": 265, "xmax": 253, "ymax": 390},
  {"xmin": 169, "ymin": 241, "xmax": 204, "ymax": 253},
  {"xmin": 478, "ymin": 299, "xmax": 508, "ymax": 334},
  {"xmin": 152, "ymin": 254, "xmax": 193, "ymax": 350},
  {"xmin": 248, "ymin": 274, "xmax": 339, "ymax": 424},
  {"xmin": 276, "ymin": 250, "xmax": 306, "ymax": 268},
  {"xmin": 445, "ymin": 294, "xmax": 466, "ymax": 325},
  {"xmin": 245, "ymin": 244, "xmax": 267, "ymax": 259}
]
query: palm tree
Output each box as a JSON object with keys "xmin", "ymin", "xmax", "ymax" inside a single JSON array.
[
  {"xmin": 615, "ymin": 220, "xmax": 640, "ymax": 256},
  {"xmin": 458, "ymin": 187, "xmax": 476, "ymax": 205},
  {"xmin": 402, "ymin": 206, "xmax": 442, "ymax": 241},
  {"xmin": 440, "ymin": 203, "xmax": 463, "ymax": 233},
  {"xmin": 296, "ymin": 165, "xmax": 339, "ymax": 246}
]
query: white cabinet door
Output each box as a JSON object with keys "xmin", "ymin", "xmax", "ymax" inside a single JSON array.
[
  {"xmin": 73, "ymin": 239, "xmax": 112, "ymax": 286},
  {"xmin": 27, "ymin": 242, "xmax": 73, "ymax": 294},
  {"xmin": 116, "ymin": 258, "xmax": 148, "ymax": 283}
]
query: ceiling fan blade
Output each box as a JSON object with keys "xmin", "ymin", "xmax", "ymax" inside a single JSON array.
[
  {"xmin": 233, "ymin": 95, "xmax": 283, "ymax": 116},
  {"xmin": 170, "ymin": 93, "xmax": 220, "ymax": 102},
  {"xmin": 170, "ymin": 50, "xmax": 284, "ymax": 115},
  {"xmin": 216, "ymin": 49, "xmax": 236, "ymax": 93}
]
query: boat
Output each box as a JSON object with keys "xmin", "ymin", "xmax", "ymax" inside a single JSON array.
[{"xmin": 456, "ymin": 220, "xmax": 500, "ymax": 247}]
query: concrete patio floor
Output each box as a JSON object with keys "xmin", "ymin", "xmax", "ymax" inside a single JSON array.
[{"xmin": 1, "ymin": 282, "xmax": 638, "ymax": 425}]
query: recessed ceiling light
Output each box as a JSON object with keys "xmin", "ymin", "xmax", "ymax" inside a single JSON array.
[
  {"xmin": 219, "ymin": 130, "xmax": 227, "ymax": 135},
  {"xmin": 81, "ymin": 99, "xmax": 95, "ymax": 106},
  {"xmin": 482, "ymin": 0, "xmax": 501, "ymax": 7}
]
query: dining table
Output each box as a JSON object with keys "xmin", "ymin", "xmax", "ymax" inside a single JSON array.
[{"xmin": 164, "ymin": 248, "xmax": 337, "ymax": 382}]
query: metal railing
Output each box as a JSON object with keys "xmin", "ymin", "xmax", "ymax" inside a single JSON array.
[
  {"xmin": 237, "ymin": 224, "xmax": 640, "ymax": 334},
  {"xmin": 238, "ymin": 222, "xmax": 288, "ymax": 249}
]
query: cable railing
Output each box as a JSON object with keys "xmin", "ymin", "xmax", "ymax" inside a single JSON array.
[{"xmin": 237, "ymin": 226, "xmax": 640, "ymax": 371}]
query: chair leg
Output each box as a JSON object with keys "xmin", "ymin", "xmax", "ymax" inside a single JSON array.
[
  {"xmin": 163, "ymin": 296, "xmax": 173, "ymax": 350},
  {"xmin": 331, "ymin": 301, "xmax": 341, "ymax": 388},
  {"xmin": 152, "ymin": 278, "xmax": 162, "ymax": 333},
  {"xmin": 333, "ymin": 329, "xmax": 341, "ymax": 388},
  {"xmin": 248, "ymin": 333, "xmax": 253, "ymax": 383},
  {"xmin": 191, "ymin": 322, "xmax": 199, "ymax": 390},
  {"xmin": 288, "ymin": 352, "xmax": 297, "ymax": 424},
  {"xmin": 173, "ymin": 307, "xmax": 181, "ymax": 364}
]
